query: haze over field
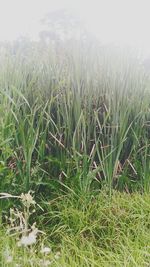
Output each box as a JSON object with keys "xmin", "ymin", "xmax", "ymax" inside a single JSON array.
[
  {"xmin": 0, "ymin": 1, "xmax": 150, "ymax": 266},
  {"xmin": 0, "ymin": 0, "xmax": 150, "ymax": 56}
]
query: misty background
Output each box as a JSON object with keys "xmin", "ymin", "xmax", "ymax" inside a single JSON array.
[{"xmin": 0, "ymin": 0, "xmax": 150, "ymax": 58}]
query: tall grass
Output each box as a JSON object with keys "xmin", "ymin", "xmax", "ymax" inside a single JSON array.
[{"xmin": 0, "ymin": 40, "xmax": 149, "ymax": 194}]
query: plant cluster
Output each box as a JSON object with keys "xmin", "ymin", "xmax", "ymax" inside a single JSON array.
[{"xmin": 0, "ymin": 41, "xmax": 149, "ymax": 194}]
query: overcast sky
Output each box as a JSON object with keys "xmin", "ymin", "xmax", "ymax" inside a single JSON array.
[{"xmin": 0, "ymin": 0, "xmax": 150, "ymax": 55}]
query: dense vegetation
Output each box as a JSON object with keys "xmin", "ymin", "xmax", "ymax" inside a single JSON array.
[{"xmin": 0, "ymin": 40, "xmax": 150, "ymax": 266}]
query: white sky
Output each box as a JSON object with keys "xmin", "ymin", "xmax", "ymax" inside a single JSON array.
[{"xmin": 0, "ymin": 0, "xmax": 150, "ymax": 55}]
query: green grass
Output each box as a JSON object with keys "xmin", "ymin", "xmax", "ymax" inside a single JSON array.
[
  {"xmin": 0, "ymin": 41, "xmax": 149, "ymax": 194},
  {"xmin": 0, "ymin": 40, "xmax": 150, "ymax": 266},
  {"xmin": 0, "ymin": 189, "xmax": 150, "ymax": 266}
]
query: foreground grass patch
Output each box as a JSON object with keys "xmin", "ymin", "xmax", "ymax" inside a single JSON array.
[{"xmin": 0, "ymin": 189, "xmax": 150, "ymax": 266}]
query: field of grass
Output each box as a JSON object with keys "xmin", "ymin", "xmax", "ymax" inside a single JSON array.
[
  {"xmin": 0, "ymin": 40, "xmax": 150, "ymax": 266},
  {"xmin": 0, "ymin": 190, "xmax": 150, "ymax": 266}
]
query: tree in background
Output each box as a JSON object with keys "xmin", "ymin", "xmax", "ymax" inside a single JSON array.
[{"xmin": 39, "ymin": 9, "xmax": 91, "ymax": 43}]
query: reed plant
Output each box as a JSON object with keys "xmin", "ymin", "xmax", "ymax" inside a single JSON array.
[{"xmin": 0, "ymin": 41, "xmax": 149, "ymax": 194}]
